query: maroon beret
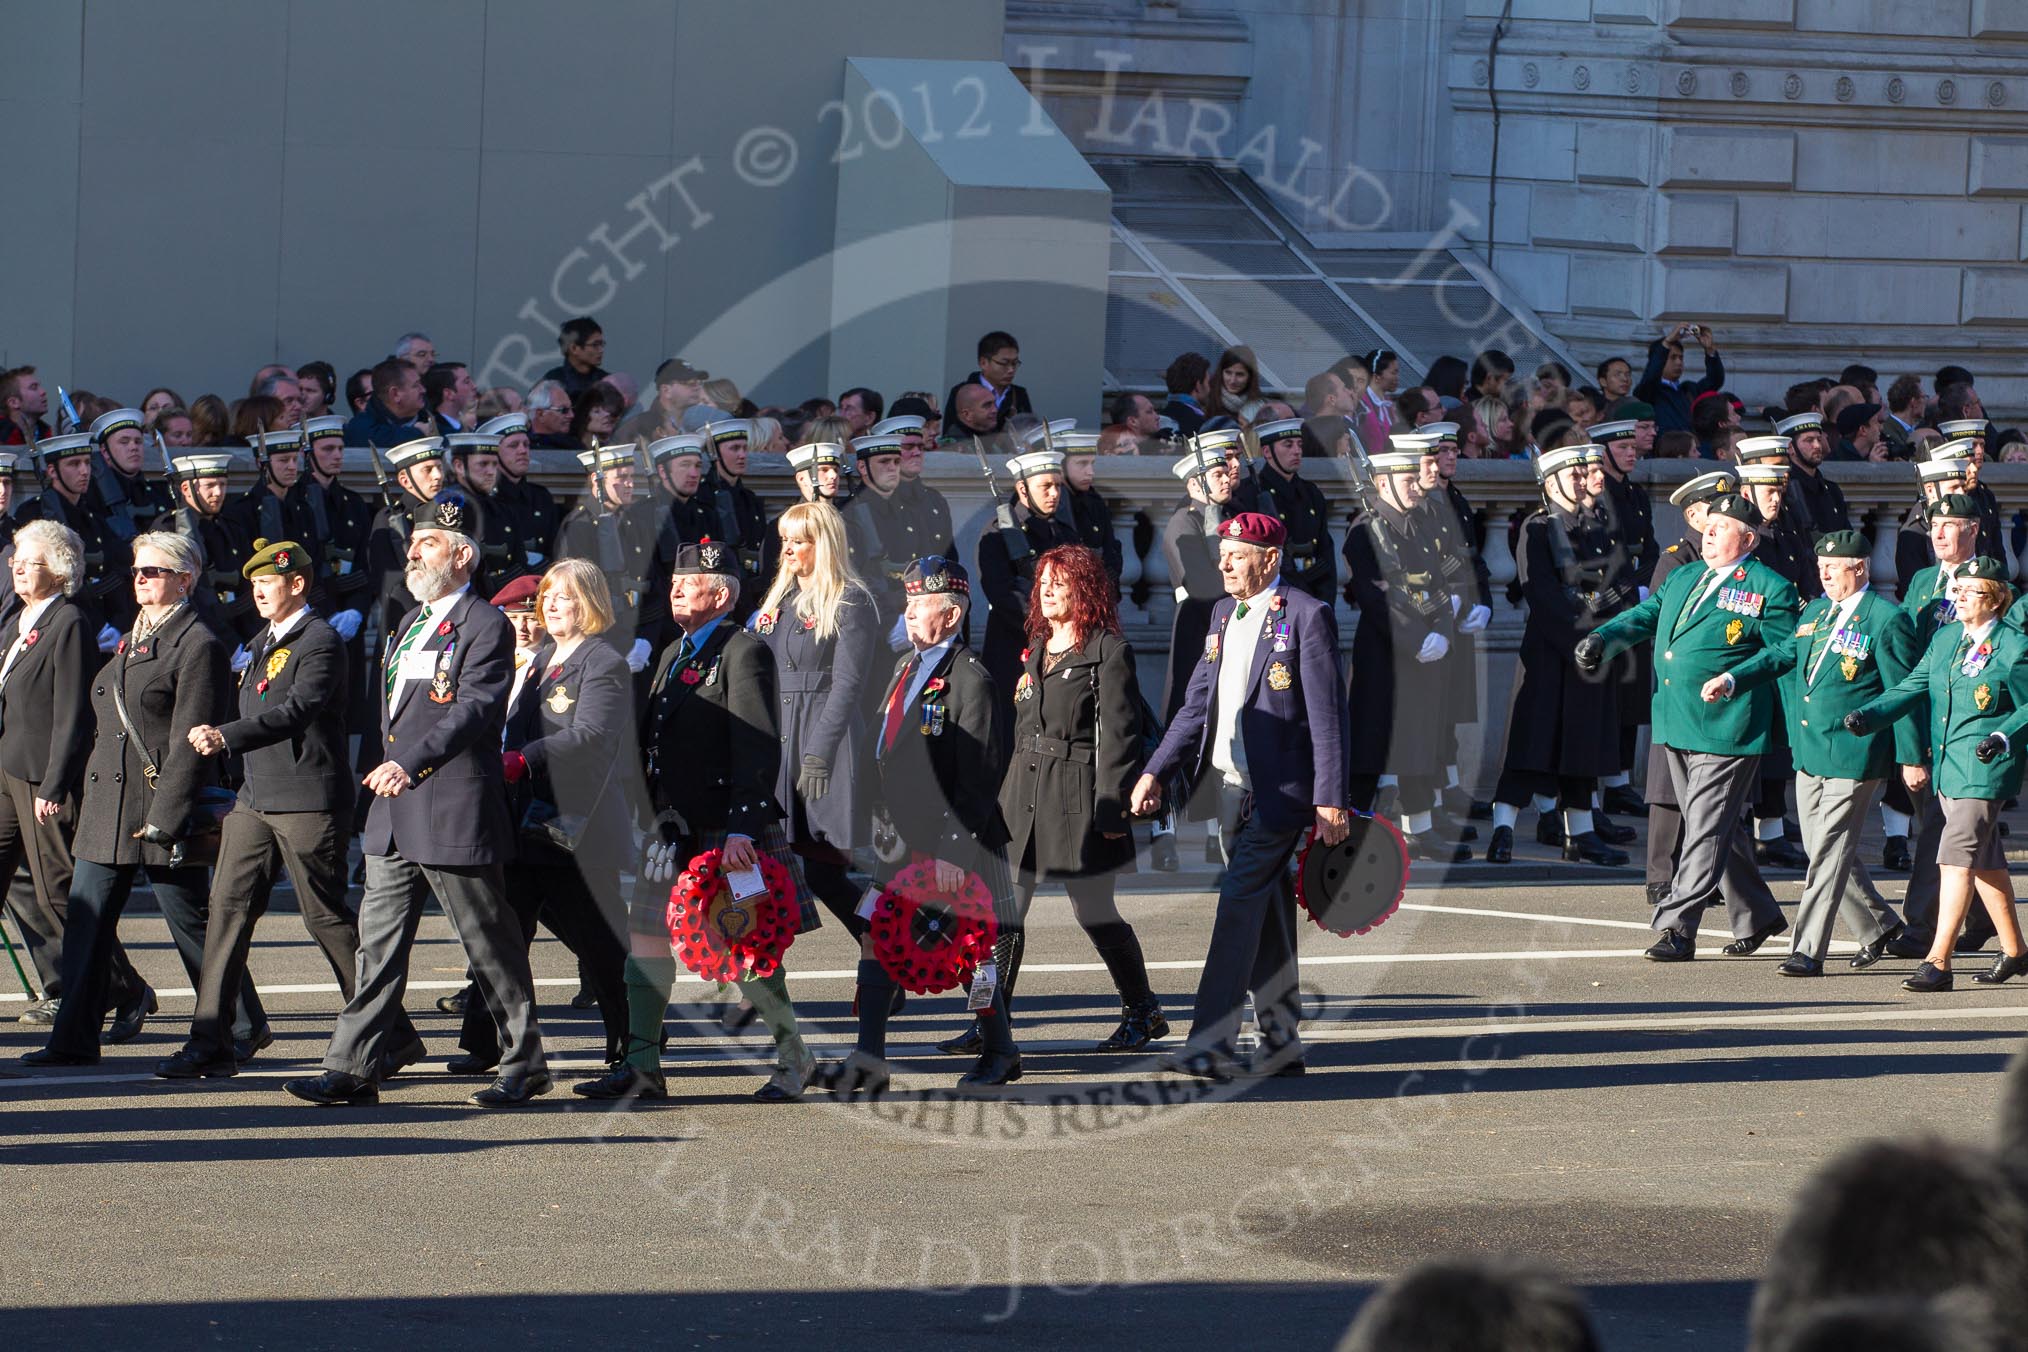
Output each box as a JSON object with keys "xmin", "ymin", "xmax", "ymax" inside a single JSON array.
[
  {"xmin": 491, "ymin": 574, "xmax": 541, "ymax": 612},
  {"xmin": 1219, "ymin": 511, "xmax": 1287, "ymax": 549}
]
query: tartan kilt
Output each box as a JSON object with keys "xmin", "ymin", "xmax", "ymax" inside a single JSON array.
[{"xmin": 627, "ymin": 821, "xmax": 824, "ymax": 940}]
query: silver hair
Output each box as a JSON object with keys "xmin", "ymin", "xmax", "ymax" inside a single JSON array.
[
  {"xmin": 131, "ymin": 529, "xmax": 204, "ymax": 579},
  {"xmin": 525, "ymin": 380, "xmax": 570, "ymax": 412},
  {"xmin": 395, "ymin": 332, "xmax": 433, "ymax": 357},
  {"xmin": 13, "ymin": 519, "xmax": 84, "ymax": 597},
  {"xmin": 415, "ymin": 528, "xmax": 479, "ymax": 577}
]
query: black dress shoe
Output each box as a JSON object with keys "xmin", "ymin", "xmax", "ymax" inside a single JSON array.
[
  {"xmin": 1644, "ymin": 928, "xmax": 1695, "ymax": 962},
  {"xmin": 233, "ymin": 1027, "xmax": 275, "ymax": 1064},
  {"xmin": 21, "ymin": 1047, "xmax": 97, "ymax": 1067},
  {"xmin": 1881, "ymin": 835, "xmax": 1912, "ymax": 872},
  {"xmin": 1973, "ymin": 952, "xmax": 2028, "ymax": 985},
  {"xmin": 446, "ymin": 1053, "xmax": 500, "ymax": 1075},
  {"xmin": 1722, "ymin": 919, "xmax": 1790, "ymax": 956},
  {"xmin": 1755, "ymin": 838, "xmax": 1809, "ymax": 870},
  {"xmin": 1643, "ymin": 881, "xmax": 1672, "ymax": 909},
  {"xmin": 1149, "ymin": 833, "xmax": 1180, "ymax": 873},
  {"xmin": 1591, "ymin": 810, "xmax": 1637, "ymax": 846},
  {"xmin": 1160, "ymin": 1047, "xmax": 1240, "ymax": 1082},
  {"xmin": 569, "ymin": 987, "xmax": 597, "ymax": 1010},
  {"xmin": 937, "ymin": 1024, "xmax": 985, "ymax": 1056},
  {"xmin": 1095, "ymin": 997, "xmax": 1169, "ymax": 1052},
  {"xmin": 156, "ymin": 1047, "xmax": 238, "ymax": 1079},
  {"xmin": 1778, "ymin": 955, "xmax": 1823, "ymax": 977},
  {"xmin": 959, "ymin": 1050, "xmax": 1023, "ymax": 1086},
  {"xmin": 572, "ymin": 1063, "xmax": 668, "ymax": 1100},
  {"xmin": 1885, "ymin": 930, "xmax": 1932, "ymax": 961},
  {"xmin": 1204, "ymin": 835, "xmax": 1224, "ymax": 866},
  {"xmin": 106, "ymin": 985, "xmax": 158, "ymax": 1044},
  {"xmin": 1485, "ymin": 825, "xmax": 1513, "ymax": 864},
  {"xmin": 17, "ymin": 995, "xmax": 59, "ymax": 1025},
  {"xmin": 435, "ymin": 988, "xmax": 470, "ymax": 1016},
  {"xmin": 1404, "ymin": 831, "xmax": 1472, "ymax": 863},
  {"xmin": 284, "ymin": 1070, "xmax": 378, "ymax": 1105},
  {"xmin": 1535, "ymin": 816, "xmax": 1565, "ymax": 848},
  {"xmin": 1851, "ymin": 923, "xmax": 1907, "ymax": 969},
  {"xmin": 825, "ymin": 1051, "xmax": 893, "ymax": 1101},
  {"xmin": 1903, "ymin": 962, "xmax": 1954, "ymax": 993},
  {"xmin": 470, "ymin": 1072, "xmax": 552, "ymax": 1107},
  {"xmin": 1561, "ymin": 831, "xmax": 1629, "ymax": 867},
  {"xmin": 1602, "ymin": 784, "xmax": 1649, "ymax": 817}
]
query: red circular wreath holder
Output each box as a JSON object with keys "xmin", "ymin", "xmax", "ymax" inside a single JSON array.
[
  {"xmin": 868, "ymin": 858, "xmax": 998, "ymax": 994},
  {"xmin": 665, "ymin": 847, "xmax": 800, "ymax": 981}
]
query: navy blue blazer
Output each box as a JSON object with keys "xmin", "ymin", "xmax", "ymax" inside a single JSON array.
[
  {"xmin": 363, "ymin": 588, "xmax": 515, "ymax": 867},
  {"xmin": 1143, "ymin": 582, "xmax": 1347, "ymax": 832}
]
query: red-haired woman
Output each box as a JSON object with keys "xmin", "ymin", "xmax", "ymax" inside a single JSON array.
[{"xmin": 981, "ymin": 544, "xmax": 1162, "ymax": 1075}]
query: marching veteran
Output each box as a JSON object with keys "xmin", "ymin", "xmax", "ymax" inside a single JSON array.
[
  {"xmin": 1579, "ymin": 492, "xmax": 1796, "ymax": 962},
  {"xmin": 1700, "ymin": 530, "xmax": 1922, "ymax": 976}
]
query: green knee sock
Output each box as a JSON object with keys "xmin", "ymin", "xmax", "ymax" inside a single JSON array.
[
  {"xmin": 737, "ymin": 967, "xmax": 805, "ymax": 1064},
  {"xmin": 623, "ymin": 956, "xmax": 676, "ymax": 1071}
]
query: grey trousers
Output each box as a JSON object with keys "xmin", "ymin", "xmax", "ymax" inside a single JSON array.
[
  {"xmin": 321, "ymin": 849, "xmax": 545, "ymax": 1081},
  {"xmin": 1793, "ymin": 773, "xmax": 1900, "ymax": 961},
  {"xmin": 1901, "ymin": 787, "xmax": 1999, "ymax": 947},
  {"xmin": 1654, "ymin": 749, "xmax": 1785, "ymax": 939}
]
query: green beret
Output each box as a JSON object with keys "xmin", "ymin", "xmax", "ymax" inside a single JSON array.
[
  {"xmin": 243, "ymin": 537, "xmax": 311, "ymax": 581},
  {"xmin": 1614, "ymin": 399, "xmax": 1656, "ymax": 422},
  {"xmin": 1961, "ymin": 556, "xmax": 2008, "ymax": 582},
  {"xmin": 1926, "ymin": 492, "xmax": 1980, "ymax": 522},
  {"xmin": 1814, "ymin": 530, "xmax": 1868, "ymax": 559},
  {"xmin": 1706, "ymin": 493, "xmax": 1760, "ymax": 527}
]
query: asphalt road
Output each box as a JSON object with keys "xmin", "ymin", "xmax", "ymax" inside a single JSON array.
[{"xmin": 3, "ymin": 819, "xmax": 2024, "ymax": 1351}]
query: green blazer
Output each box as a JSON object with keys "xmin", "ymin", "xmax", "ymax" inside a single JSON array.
[
  {"xmin": 1594, "ymin": 553, "xmax": 1800, "ymax": 756},
  {"xmin": 1726, "ymin": 589, "xmax": 1923, "ymax": 781},
  {"xmin": 1854, "ymin": 620, "xmax": 2028, "ymax": 800},
  {"xmin": 1902, "ymin": 562, "xmax": 2023, "ymax": 642}
]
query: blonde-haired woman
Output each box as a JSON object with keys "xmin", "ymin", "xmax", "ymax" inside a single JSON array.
[{"xmin": 751, "ymin": 502, "xmax": 882, "ymax": 936}]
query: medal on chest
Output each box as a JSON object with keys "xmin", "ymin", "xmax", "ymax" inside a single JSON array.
[
  {"xmin": 1964, "ymin": 639, "xmax": 1995, "ymax": 679},
  {"xmin": 547, "ymin": 683, "xmax": 574, "ymax": 714},
  {"xmin": 1203, "ymin": 633, "xmax": 1220, "ymax": 664},
  {"xmin": 1717, "ymin": 586, "xmax": 1765, "ymax": 618},
  {"xmin": 428, "ymin": 643, "xmax": 457, "ymax": 703},
  {"xmin": 1271, "ymin": 620, "xmax": 1291, "ymax": 653}
]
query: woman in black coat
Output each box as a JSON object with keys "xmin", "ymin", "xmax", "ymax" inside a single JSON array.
[
  {"xmin": 997, "ymin": 544, "xmax": 1164, "ymax": 1051},
  {"xmin": 748, "ymin": 501, "xmax": 880, "ymax": 929},
  {"xmin": 29, "ymin": 531, "xmax": 254, "ymax": 1065}
]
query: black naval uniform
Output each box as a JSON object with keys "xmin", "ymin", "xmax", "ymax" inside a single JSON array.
[
  {"xmin": 977, "ymin": 500, "xmax": 1080, "ymax": 755},
  {"xmin": 1158, "ymin": 498, "xmax": 1238, "ymax": 722},
  {"xmin": 704, "ymin": 465, "xmax": 771, "ymax": 615},
  {"xmin": 1783, "ymin": 463, "xmax": 1851, "ymax": 540},
  {"xmin": 1240, "ymin": 462, "xmax": 1336, "ymax": 604},
  {"xmin": 639, "ymin": 490, "xmax": 716, "ymax": 657},
  {"xmin": 1424, "ymin": 476, "xmax": 1494, "ymax": 781},
  {"xmin": 88, "ymin": 458, "xmax": 174, "ymax": 545},
  {"xmin": 555, "ymin": 494, "xmax": 663, "ymax": 665},
  {"xmin": 494, "ymin": 471, "xmax": 561, "ymax": 574},
  {"xmin": 1600, "ymin": 467, "xmax": 1659, "ymax": 775},
  {"xmin": 843, "ymin": 486, "xmax": 933, "ymax": 652},
  {"xmin": 1343, "ymin": 496, "xmax": 1458, "ymax": 818},
  {"xmin": 895, "ymin": 476, "xmax": 956, "ymax": 560},
  {"xmin": 225, "ymin": 478, "xmax": 318, "ymax": 565},
  {"xmin": 1065, "ymin": 483, "xmax": 1124, "ymax": 586},
  {"xmin": 16, "ymin": 485, "xmax": 135, "ymax": 632},
  {"xmin": 294, "ymin": 471, "xmax": 378, "ymax": 731},
  {"xmin": 155, "ymin": 502, "xmax": 259, "ymax": 643}
]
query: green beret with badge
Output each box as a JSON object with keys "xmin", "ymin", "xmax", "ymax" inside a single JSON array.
[
  {"xmin": 1813, "ymin": 530, "xmax": 1868, "ymax": 559},
  {"xmin": 243, "ymin": 537, "xmax": 312, "ymax": 580}
]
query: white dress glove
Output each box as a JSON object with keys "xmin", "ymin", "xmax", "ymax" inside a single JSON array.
[
  {"xmin": 1449, "ymin": 592, "xmax": 1462, "ymax": 616},
  {"xmin": 97, "ymin": 624, "xmax": 121, "ymax": 653},
  {"xmin": 230, "ymin": 644, "xmax": 252, "ymax": 673},
  {"xmin": 1459, "ymin": 604, "xmax": 1491, "ymax": 634},
  {"xmin": 626, "ymin": 637, "xmax": 651, "ymax": 673},
  {"xmin": 1416, "ymin": 632, "xmax": 1451, "ymax": 664},
  {"xmin": 329, "ymin": 609, "xmax": 363, "ymax": 641}
]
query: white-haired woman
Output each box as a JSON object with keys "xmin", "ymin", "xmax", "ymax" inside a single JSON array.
[{"xmin": 26, "ymin": 532, "xmax": 252, "ymax": 1065}]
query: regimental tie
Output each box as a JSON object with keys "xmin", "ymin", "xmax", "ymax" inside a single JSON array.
[
  {"xmin": 384, "ymin": 610, "xmax": 429, "ymax": 705},
  {"xmin": 880, "ymin": 656, "xmax": 919, "ymax": 755}
]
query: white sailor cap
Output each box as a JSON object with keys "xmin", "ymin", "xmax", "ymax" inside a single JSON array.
[
  {"xmin": 0, "ymin": 452, "xmax": 19, "ymax": 475},
  {"xmin": 89, "ymin": 408, "xmax": 144, "ymax": 443},
  {"xmin": 1372, "ymin": 431, "xmax": 1436, "ymax": 472},
  {"xmin": 1733, "ymin": 435, "xmax": 1791, "ymax": 464},
  {"xmin": 1006, "ymin": 450, "xmax": 1065, "ymax": 481},
  {"xmin": 385, "ymin": 436, "xmax": 447, "ymax": 472},
  {"xmin": 1669, "ymin": 470, "xmax": 1739, "ymax": 507},
  {"xmin": 303, "ymin": 414, "xmax": 348, "ymax": 442},
  {"xmin": 31, "ymin": 432, "xmax": 95, "ymax": 472},
  {"xmin": 703, "ymin": 418, "xmax": 751, "ymax": 446},
  {"xmin": 170, "ymin": 452, "xmax": 234, "ymax": 480},
  {"xmin": 1254, "ymin": 417, "xmax": 1304, "ymax": 443},
  {"xmin": 646, "ymin": 433, "xmax": 707, "ymax": 465},
  {"xmin": 247, "ymin": 426, "xmax": 305, "ymax": 457},
  {"xmin": 853, "ymin": 433, "xmax": 905, "ymax": 460},
  {"xmin": 1928, "ymin": 437, "xmax": 1981, "ymax": 465},
  {"xmin": 1190, "ymin": 427, "xmax": 1243, "ymax": 455},
  {"xmin": 1576, "ymin": 443, "xmax": 1609, "ymax": 466},
  {"xmin": 578, "ymin": 442, "xmax": 639, "ymax": 473},
  {"xmin": 1536, "ymin": 445, "xmax": 1591, "ymax": 479},
  {"xmin": 787, "ymin": 445, "xmax": 818, "ymax": 473},
  {"xmin": 1773, "ymin": 411, "xmax": 1825, "ymax": 438},
  {"xmin": 805, "ymin": 442, "xmax": 850, "ymax": 469},
  {"xmin": 1172, "ymin": 445, "xmax": 1227, "ymax": 480},
  {"xmin": 446, "ymin": 432, "xmax": 502, "ymax": 458},
  {"xmin": 870, "ymin": 415, "xmax": 926, "ymax": 438},
  {"xmin": 1738, "ymin": 460, "xmax": 1790, "ymax": 486},
  {"xmin": 1420, "ymin": 421, "xmax": 1461, "ymax": 444},
  {"xmin": 1916, "ymin": 456, "xmax": 1971, "ymax": 484},
  {"xmin": 1938, "ymin": 418, "xmax": 1989, "ymax": 441},
  {"xmin": 1055, "ymin": 431, "xmax": 1101, "ymax": 455},
  {"xmin": 1590, "ymin": 419, "xmax": 1638, "ymax": 443},
  {"xmin": 477, "ymin": 412, "xmax": 529, "ymax": 439},
  {"xmin": 1018, "ymin": 418, "xmax": 1079, "ymax": 450}
]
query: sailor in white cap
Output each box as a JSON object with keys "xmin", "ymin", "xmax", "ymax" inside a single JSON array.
[
  {"xmin": 446, "ymin": 430, "xmax": 529, "ymax": 593},
  {"xmin": 15, "ymin": 432, "xmax": 134, "ymax": 643},
  {"xmin": 226, "ymin": 424, "xmax": 316, "ymax": 568},
  {"xmin": 700, "ymin": 419, "xmax": 769, "ymax": 611},
  {"xmin": 842, "ymin": 431, "xmax": 943, "ymax": 652},
  {"xmin": 297, "ymin": 415, "xmax": 372, "ymax": 648},
  {"xmin": 875, "ymin": 410, "xmax": 954, "ymax": 561},
  {"xmin": 1239, "ymin": 414, "xmax": 1336, "ymax": 604},
  {"xmin": 554, "ymin": 441, "xmax": 660, "ymax": 675},
  {"xmin": 160, "ymin": 450, "xmax": 259, "ymax": 641},
  {"xmin": 977, "ymin": 447, "xmax": 1080, "ymax": 754},
  {"xmin": 1052, "ymin": 428, "xmax": 1123, "ymax": 585},
  {"xmin": 479, "ymin": 411, "xmax": 560, "ymax": 576},
  {"xmin": 1773, "ymin": 409, "xmax": 1851, "ymax": 538},
  {"xmin": 85, "ymin": 406, "xmax": 174, "ymax": 542}
]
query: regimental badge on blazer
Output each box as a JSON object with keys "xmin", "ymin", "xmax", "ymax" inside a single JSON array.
[
  {"xmin": 546, "ymin": 684, "xmax": 574, "ymax": 714},
  {"xmin": 1840, "ymin": 653, "xmax": 1859, "ymax": 682},
  {"xmin": 1267, "ymin": 661, "xmax": 1292, "ymax": 691},
  {"xmin": 1725, "ymin": 618, "xmax": 1744, "ymax": 646},
  {"xmin": 1976, "ymin": 682, "xmax": 1994, "ymax": 711},
  {"xmin": 265, "ymin": 647, "xmax": 290, "ymax": 682},
  {"xmin": 428, "ymin": 643, "xmax": 456, "ymax": 704},
  {"xmin": 1014, "ymin": 671, "xmax": 1036, "ymax": 701}
]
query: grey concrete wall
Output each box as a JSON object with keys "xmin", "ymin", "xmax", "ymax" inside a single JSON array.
[{"xmin": 1, "ymin": 0, "xmax": 1025, "ymax": 410}]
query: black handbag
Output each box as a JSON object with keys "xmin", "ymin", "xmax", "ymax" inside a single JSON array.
[
  {"xmin": 517, "ymin": 753, "xmax": 617, "ymax": 857},
  {"xmin": 110, "ymin": 663, "xmax": 235, "ymax": 867}
]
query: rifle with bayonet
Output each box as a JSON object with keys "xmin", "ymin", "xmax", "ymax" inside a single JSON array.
[{"xmin": 973, "ymin": 434, "xmax": 1031, "ymax": 568}]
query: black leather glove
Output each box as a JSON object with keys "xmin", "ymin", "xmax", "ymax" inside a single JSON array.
[
  {"xmin": 133, "ymin": 822, "xmax": 178, "ymax": 847},
  {"xmin": 797, "ymin": 754, "xmax": 831, "ymax": 803},
  {"xmin": 1573, "ymin": 635, "xmax": 1604, "ymax": 675},
  {"xmin": 1976, "ymin": 733, "xmax": 2007, "ymax": 764},
  {"xmin": 1843, "ymin": 711, "xmax": 1870, "ymax": 736}
]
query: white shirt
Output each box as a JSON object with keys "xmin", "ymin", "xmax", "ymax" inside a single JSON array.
[
  {"xmin": 264, "ymin": 605, "xmax": 312, "ymax": 649},
  {"xmin": 1962, "ymin": 617, "xmax": 1999, "ymax": 672},
  {"xmin": 1210, "ymin": 577, "xmax": 1281, "ymax": 787},
  {"xmin": 1807, "ymin": 585, "xmax": 1868, "ymax": 684},
  {"xmin": 390, "ymin": 585, "xmax": 470, "ymax": 710},
  {"xmin": 0, "ymin": 595, "xmax": 58, "ymax": 688}
]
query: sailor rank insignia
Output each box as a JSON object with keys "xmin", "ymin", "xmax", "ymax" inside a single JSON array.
[
  {"xmin": 1267, "ymin": 661, "xmax": 1292, "ymax": 691},
  {"xmin": 1976, "ymin": 682, "xmax": 1994, "ymax": 711},
  {"xmin": 546, "ymin": 684, "xmax": 574, "ymax": 714},
  {"xmin": 1725, "ymin": 618, "xmax": 1744, "ymax": 646}
]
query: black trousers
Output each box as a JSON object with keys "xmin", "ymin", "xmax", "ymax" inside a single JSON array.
[
  {"xmin": 187, "ymin": 806, "xmax": 378, "ymax": 1060},
  {"xmin": 0, "ymin": 770, "xmax": 140, "ymax": 1001},
  {"xmin": 45, "ymin": 859, "xmax": 260, "ymax": 1059},
  {"xmin": 1186, "ymin": 796, "xmax": 1305, "ymax": 1055},
  {"xmin": 460, "ymin": 858, "xmax": 627, "ymax": 1063}
]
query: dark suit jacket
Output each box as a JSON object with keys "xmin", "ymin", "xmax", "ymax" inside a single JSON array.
[
  {"xmin": 873, "ymin": 642, "xmax": 1007, "ymax": 875},
  {"xmin": 1144, "ymin": 583, "xmax": 1347, "ymax": 832},
  {"xmin": 363, "ymin": 588, "xmax": 515, "ymax": 867},
  {"xmin": 946, "ymin": 373, "xmax": 1033, "ymax": 432},
  {"xmin": 509, "ymin": 636, "xmax": 635, "ymax": 863},
  {"xmin": 75, "ymin": 605, "xmax": 229, "ymax": 866},
  {"xmin": 218, "ymin": 612, "xmax": 352, "ymax": 814},
  {"xmin": 640, "ymin": 622, "xmax": 782, "ymax": 840},
  {"xmin": 0, "ymin": 595, "xmax": 94, "ymax": 800},
  {"xmin": 1161, "ymin": 396, "xmax": 1207, "ymax": 439}
]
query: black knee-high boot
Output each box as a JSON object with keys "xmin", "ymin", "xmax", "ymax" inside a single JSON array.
[
  {"xmin": 854, "ymin": 958, "xmax": 897, "ymax": 1059},
  {"xmin": 1087, "ymin": 921, "xmax": 1168, "ymax": 1050}
]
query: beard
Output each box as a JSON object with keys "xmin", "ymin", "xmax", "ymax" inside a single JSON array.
[{"xmin": 405, "ymin": 559, "xmax": 460, "ymax": 604}]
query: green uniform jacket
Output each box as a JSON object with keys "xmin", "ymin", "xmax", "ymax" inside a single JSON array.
[
  {"xmin": 1593, "ymin": 553, "xmax": 1800, "ymax": 756},
  {"xmin": 1903, "ymin": 562, "xmax": 2023, "ymax": 642},
  {"xmin": 1725, "ymin": 589, "xmax": 1923, "ymax": 781},
  {"xmin": 1854, "ymin": 620, "xmax": 2028, "ymax": 801}
]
